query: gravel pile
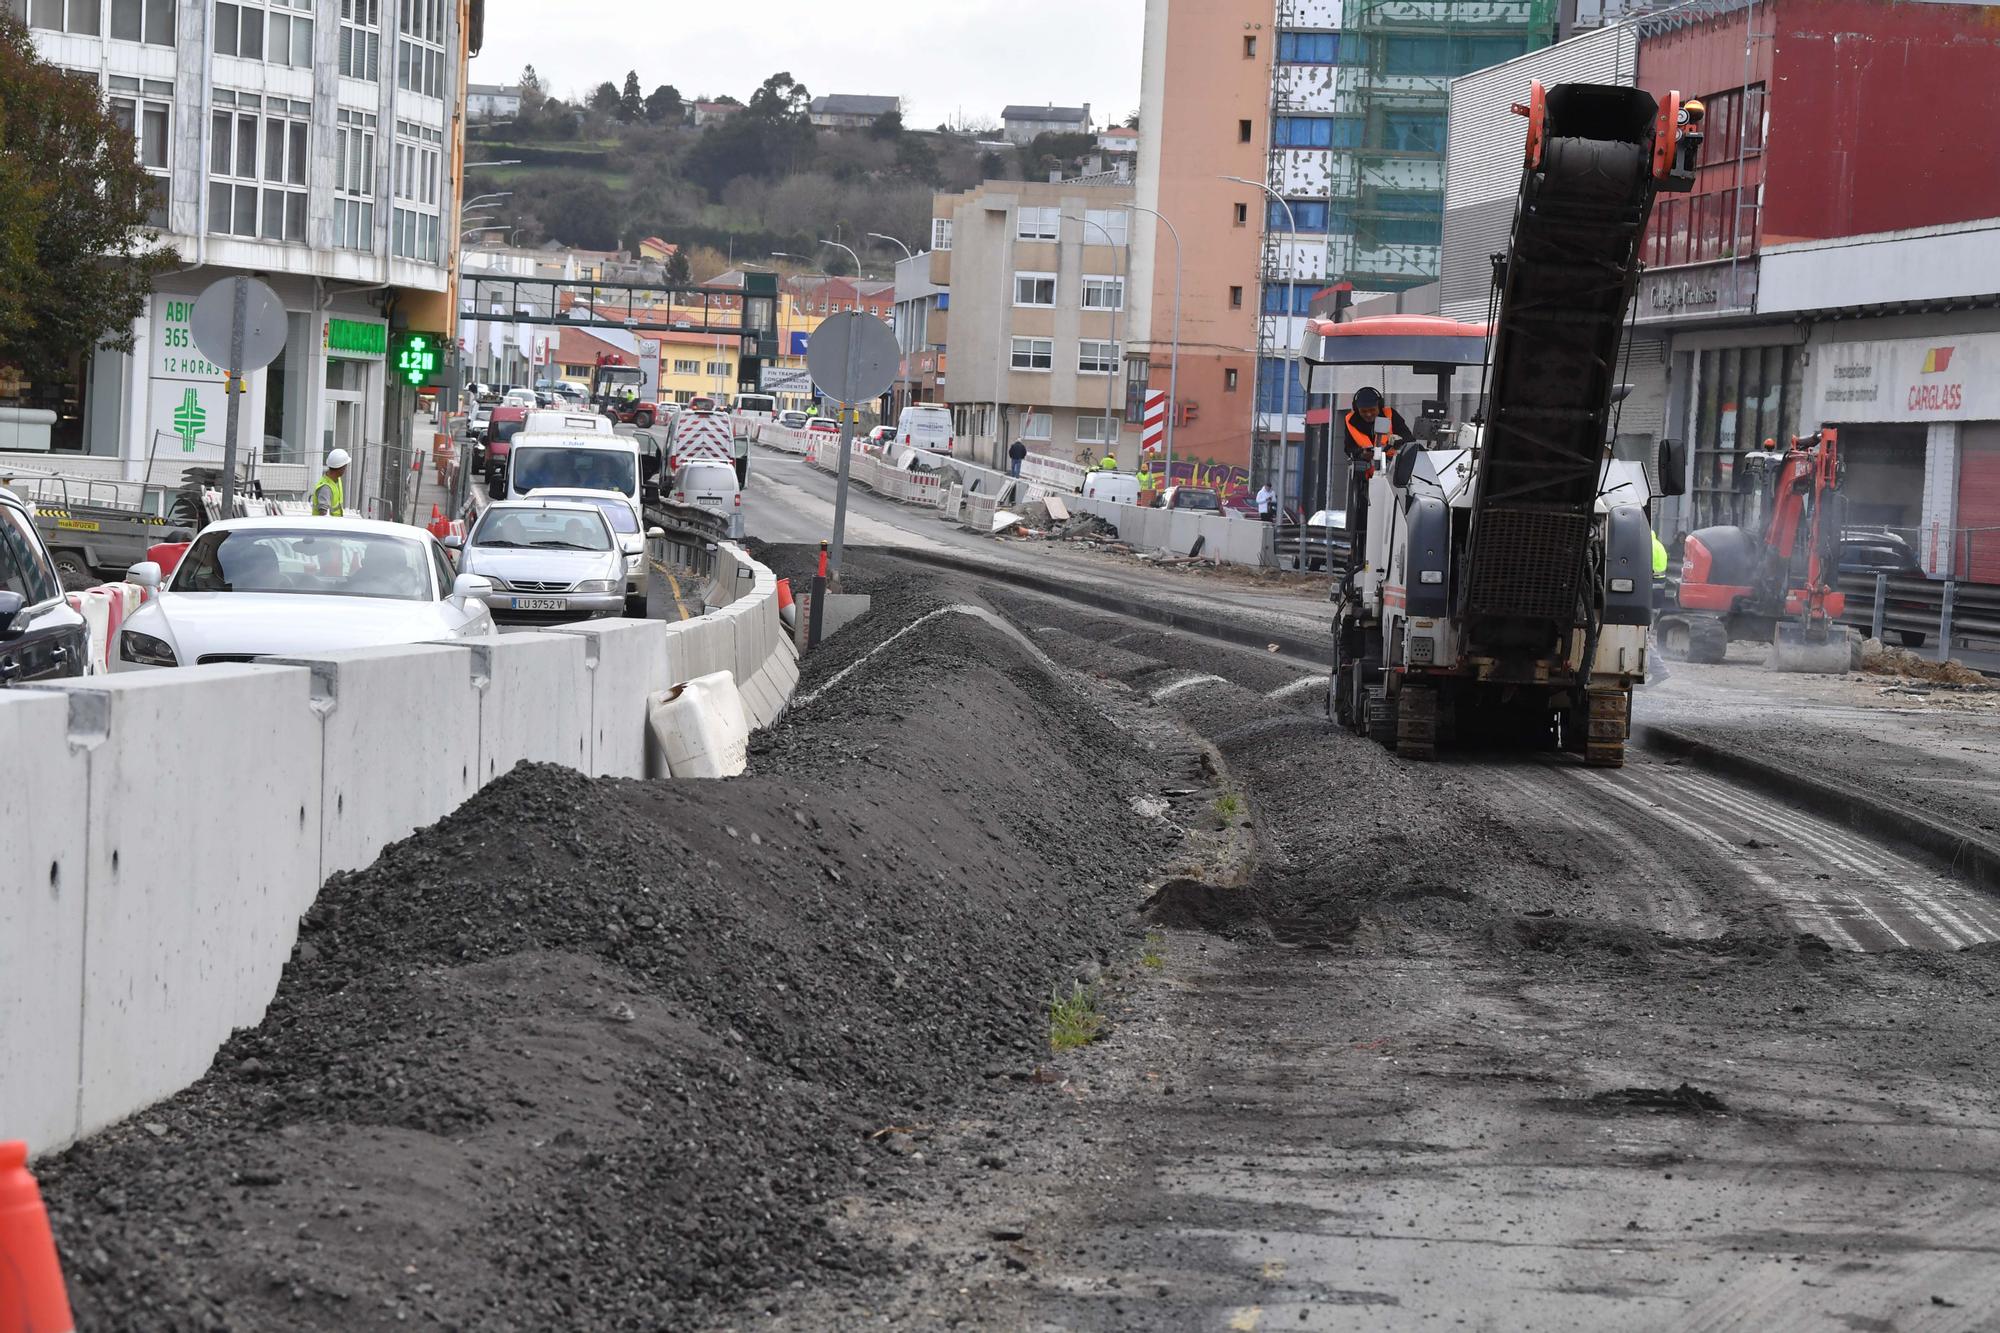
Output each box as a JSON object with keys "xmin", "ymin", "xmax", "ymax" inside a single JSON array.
[{"xmin": 41, "ymin": 575, "xmax": 1166, "ymax": 1331}]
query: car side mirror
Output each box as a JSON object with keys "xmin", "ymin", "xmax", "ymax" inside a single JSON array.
[
  {"xmin": 452, "ymin": 573, "xmax": 493, "ymax": 600},
  {"xmin": 128, "ymin": 561, "xmax": 163, "ymax": 589},
  {"xmin": 442, "ymin": 534, "xmax": 463, "ymax": 551},
  {"xmin": 645, "ymin": 526, "xmax": 666, "ymax": 539},
  {"xmin": 1391, "ymin": 446, "xmax": 1423, "ymax": 490},
  {"xmin": 0, "ymin": 589, "xmax": 24, "ymax": 637},
  {"xmin": 1657, "ymin": 437, "xmax": 1689, "ymax": 497}
]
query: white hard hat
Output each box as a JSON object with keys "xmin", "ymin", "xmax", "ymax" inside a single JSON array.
[{"xmin": 326, "ymin": 449, "xmax": 351, "ymax": 470}]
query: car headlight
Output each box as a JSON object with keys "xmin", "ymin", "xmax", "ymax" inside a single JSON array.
[
  {"xmin": 572, "ymin": 579, "xmax": 618, "ymax": 594},
  {"xmin": 120, "ymin": 631, "xmax": 178, "ymax": 667},
  {"xmin": 625, "ymin": 553, "xmax": 642, "ymax": 572}
]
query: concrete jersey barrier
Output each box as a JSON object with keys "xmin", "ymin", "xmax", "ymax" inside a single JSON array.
[{"xmin": 0, "ymin": 543, "xmax": 797, "ymax": 1157}]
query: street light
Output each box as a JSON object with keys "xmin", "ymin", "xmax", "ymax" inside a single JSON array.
[
  {"xmin": 1064, "ymin": 213, "xmax": 1124, "ymax": 467},
  {"xmin": 1129, "ymin": 203, "xmax": 1183, "ymax": 491},
  {"xmin": 460, "ymin": 225, "xmax": 506, "ymax": 239},
  {"xmin": 1221, "ymin": 174, "xmax": 1298, "ymax": 524},
  {"xmin": 818, "ymin": 238, "xmax": 863, "ymax": 288},
  {"xmin": 462, "ymin": 191, "xmax": 513, "ymax": 209},
  {"xmin": 867, "ymin": 231, "xmax": 914, "ymax": 259}
]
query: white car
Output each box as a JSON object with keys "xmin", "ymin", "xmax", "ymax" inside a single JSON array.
[
  {"xmin": 896, "ymin": 403, "xmax": 955, "ymax": 454},
  {"xmin": 669, "ymin": 460, "xmax": 744, "ymax": 539},
  {"xmin": 521, "ymin": 487, "xmax": 662, "ymax": 608},
  {"xmin": 115, "ymin": 517, "xmax": 493, "ymax": 670},
  {"xmin": 455, "ymin": 500, "xmax": 629, "ymax": 623},
  {"xmin": 502, "ymin": 387, "xmax": 538, "ymax": 409}
]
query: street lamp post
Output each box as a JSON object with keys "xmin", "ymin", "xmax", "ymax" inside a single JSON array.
[
  {"xmin": 1221, "ymin": 175, "xmax": 1298, "ymax": 524},
  {"xmin": 1065, "ymin": 213, "xmax": 1124, "ymax": 467},
  {"xmin": 1128, "ymin": 203, "xmax": 1183, "ymax": 490},
  {"xmin": 866, "ymin": 232, "xmax": 914, "ymax": 260}
]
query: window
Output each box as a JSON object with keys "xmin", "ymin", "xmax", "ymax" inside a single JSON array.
[
  {"xmin": 208, "ymin": 92, "xmax": 309, "ymax": 242},
  {"xmin": 1361, "ymin": 216, "xmax": 1439, "ymax": 248},
  {"xmin": 1014, "ymin": 272, "xmax": 1056, "ymax": 307},
  {"xmin": 333, "ymin": 108, "xmax": 376, "ymax": 250},
  {"xmin": 706, "ymin": 361, "xmax": 729, "ymax": 376},
  {"xmin": 108, "ymin": 76, "xmax": 172, "ymax": 229},
  {"xmin": 1077, "ymin": 414, "xmax": 1117, "ymax": 445},
  {"xmin": 1081, "ymin": 275, "xmax": 1124, "ymax": 311},
  {"xmin": 1257, "ymin": 356, "xmax": 1307, "ymax": 413},
  {"xmin": 673, "ymin": 359, "xmax": 700, "ymax": 374},
  {"xmin": 1336, "ymin": 32, "xmax": 1371, "ymax": 66},
  {"xmin": 1268, "ymin": 198, "xmax": 1329, "ymax": 232},
  {"xmin": 1078, "ymin": 340, "xmax": 1121, "ymax": 376},
  {"xmin": 27, "ymin": 0, "xmax": 99, "ymax": 34},
  {"xmin": 1242, "ymin": 35, "xmax": 1256, "ymax": 58},
  {"xmin": 397, "ymin": 0, "xmax": 447, "ymax": 99},
  {"xmin": 1382, "ymin": 33, "xmax": 1526, "ymax": 76},
  {"xmin": 1020, "ymin": 411, "xmax": 1052, "ymax": 441},
  {"xmin": 1229, "ymin": 286, "xmax": 1244, "ymax": 309},
  {"xmin": 1009, "ymin": 337, "xmax": 1053, "ymax": 371},
  {"xmin": 1233, "ymin": 202, "xmax": 1248, "ymax": 226},
  {"xmin": 1016, "ymin": 206, "xmax": 1060, "ymax": 241},
  {"xmin": 1381, "ymin": 110, "xmax": 1445, "ymax": 153},
  {"xmin": 1262, "ymin": 283, "xmax": 1316, "ymax": 316},
  {"xmin": 1238, "ymin": 119, "xmax": 1254, "ymax": 143},
  {"xmin": 0, "ymin": 505, "xmax": 60, "ymax": 606},
  {"xmin": 392, "ymin": 119, "xmax": 444, "ymax": 263},
  {"xmin": 1084, "ymin": 207, "xmax": 1128, "ymax": 247},
  {"xmin": 1275, "ymin": 117, "xmax": 1333, "ymax": 149},
  {"xmin": 1277, "ymin": 31, "xmax": 1337, "ymax": 64},
  {"xmin": 214, "ymin": 0, "xmax": 313, "ymax": 66},
  {"xmin": 930, "ymin": 217, "xmax": 953, "ymax": 251},
  {"xmin": 1225, "ymin": 368, "xmax": 1239, "ymax": 392},
  {"xmin": 340, "ymin": 0, "xmax": 382, "ymax": 81}
]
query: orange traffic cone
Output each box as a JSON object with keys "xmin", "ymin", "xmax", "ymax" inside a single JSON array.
[
  {"xmin": 776, "ymin": 578, "xmax": 797, "ymax": 630},
  {"xmin": 0, "ymin": 1140, "xmax": 75, "ymax": 1333}
]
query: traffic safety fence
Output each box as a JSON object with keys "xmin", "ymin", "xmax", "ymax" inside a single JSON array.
[
  {"xmin": 62, "ymin": 581, "xmax": 155, "ymax": 675},
  {"xmin": 1839, "ymin": 571, "xmax": 2000, "ymax": 664},
  {"xmin": 0, "ymin": 542, "xmax": 798, "ymax": 1158}
]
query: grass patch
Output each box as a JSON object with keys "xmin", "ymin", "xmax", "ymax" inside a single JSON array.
[
  {"xmin": 1141, "ymin": 931, "xmax": 1167, "ymax": 970},
  {"xmin": 1048, "ymin": 980, "xmax": 1106, "ymax": 1052},
  {"xmin": 1214, "ymin": 791, "xmax": 1243, "ymax": 820}
]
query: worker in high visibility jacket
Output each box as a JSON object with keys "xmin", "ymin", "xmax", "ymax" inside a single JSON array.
[
  {"xmin": 311, "ymin": 449, "xmax": 350, "ymax": 517},
  {"xmin": 1651, "ymin": 530, "xmax": 1669, "ymax": 578},
  {"xmin": 1341, "ymin": 388, "xmax": 1413, "ymax": 575}
]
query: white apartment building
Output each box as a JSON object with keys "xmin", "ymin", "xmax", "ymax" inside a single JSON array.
[{"xmin": 5, "ymin": 0, "xmax": 470, "ymax": 506}]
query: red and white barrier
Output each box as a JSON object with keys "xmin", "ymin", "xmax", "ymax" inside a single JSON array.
[{"xmin": 63, "ymin": 581, "xmax": 151, "ymax": 674}]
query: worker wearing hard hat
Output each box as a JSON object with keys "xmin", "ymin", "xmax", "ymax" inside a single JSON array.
[{"xmin": 312, "ymin": 449, "xmax": 350, "ymax": 517}]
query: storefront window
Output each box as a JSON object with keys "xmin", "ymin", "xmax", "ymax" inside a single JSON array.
[{"xmin": 1690, "ymin": 345, "xmax": 1805, "ymax": 529}]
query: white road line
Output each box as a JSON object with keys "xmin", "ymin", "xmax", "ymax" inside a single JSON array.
[
  {"xmin": 1150, "ymin": 673, "xmax": 1229, "ymax": 701},
  {"xmin": 1267, "ymin": 676, "xmax": 1326, "ymax": 701}
]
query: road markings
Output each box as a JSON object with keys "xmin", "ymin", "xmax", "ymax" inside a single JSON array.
[
  {"xmin": 648, "ymin": 559, "xmax": 692, "ymax": 622},
  {"xmin": 1150, "ymin": 673, "xmax": 1228, "ymax": 701},
  {"xmin": 1267, "ymin": 675, "xmax": 1325, "ymax": 701}
]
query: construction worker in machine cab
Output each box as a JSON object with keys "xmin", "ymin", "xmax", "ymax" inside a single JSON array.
[
  {"xmin": 311, "ymin": 449, "xmax": 349, "ymax": 517},
  {"xmin": 1342, "ymin": 387, "xmax": 1415, "ymax": 465}
]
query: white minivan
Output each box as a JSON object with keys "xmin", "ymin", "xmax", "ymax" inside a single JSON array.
[
  {"xmin": 670, "ymin": 460, "xmax": 745, "ymax": 539},
  {"xmin": 507, "ymin": 433, "xmax": 645, "ymax": 512},
  {"xmin": 897, "ymin": 403, "xmax": 955, "ymax": 454},
  {"xmin": 523, "ymin": 410, "xmax": 615, "ymax": 437}
]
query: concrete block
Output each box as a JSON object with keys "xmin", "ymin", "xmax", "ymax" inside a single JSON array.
[
  {"xmin": 0, "ymin": 691, "xmax": 90, "ymax": 1153},
  {"xmin": 436, "ymin": 633, "xmax": 592, "ymax": 785},
  {"xmin": 32, "ymin": 664, "xmax": 322, "ymax": 1139},
  {"xmin": 550, "ymin": 619, "xmax": 672, "ymax": 778},
  {"xmin": 264, "ymin": 643, "xmax": 481, "ymax": 881}
]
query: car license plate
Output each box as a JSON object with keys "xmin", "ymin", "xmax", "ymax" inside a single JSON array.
[
  {"xmin": 512, "ymin": 596, "xmax": 568, "ymax": 611},
  {"xmin": 697, "ymin": 494, "xmax": 723, "ymax": 503}
]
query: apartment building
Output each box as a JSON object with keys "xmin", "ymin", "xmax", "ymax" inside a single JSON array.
[
  {"xmin": 1132, "ymin": 0, "xmax": 1552, "ymax": 493},
  {"xmin": 929, "ymin": 176, "xmax": 1135, "ymax": 468},
  {"xmin": 5, "ymin": 0, "xmax": 475, "ymax": 506}
]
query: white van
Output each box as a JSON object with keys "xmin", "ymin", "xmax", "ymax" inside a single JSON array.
[
  {"xmin": 507, "ymin": 433, "xmax": 645, "ymax": 512},
  {"xmin": 896, "ymin": 403, "xmax": 955, "ymax": 454},
  {"xmin": 669, "ymin": 460, "xmax": 745, "ymax": 539},
  {"xmin": 1082, "ymin": 471, "xmax": 1140, "ymax": 505},
  {"xmin": 523, "ymin": 409, "xmax": 615, "ymax": 437}
]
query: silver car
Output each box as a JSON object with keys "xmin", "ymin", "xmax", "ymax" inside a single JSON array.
[{"xmin": 453, "ymin": 500, "xmax": 627, "ymax": 623}]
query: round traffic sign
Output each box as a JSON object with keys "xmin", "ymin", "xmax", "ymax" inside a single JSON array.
[
  {"xmin": 804, "ymin": 312, "xmax": 899, "ymax": 406},
  {"xmin": 190, "ymin": 276, "xmax": 288, "ymax": 373}
]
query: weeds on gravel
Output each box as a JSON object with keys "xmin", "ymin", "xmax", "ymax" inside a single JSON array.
[
  {"xmin": 1049, "ymin": 980, "xmax": 1107, "ymax": 1052},
  {"xmin": 1141, "ymin": 931, "xmax": 1167, "ymax": 970},
  {"xmin": 1214, "ymin": 791, "xmax": 1243, "ymax": 821}
]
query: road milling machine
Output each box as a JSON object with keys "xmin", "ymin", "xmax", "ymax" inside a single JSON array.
[{"xmin": 1317, "ymin": 81, "xmax": 1703, "ymax": 768}]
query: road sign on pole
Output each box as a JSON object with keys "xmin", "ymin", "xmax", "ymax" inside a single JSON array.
[
  {"xmin": 804, "ymin": 312, "xmax": 900, "ymax": 574},
  {"xmin": 190, "ymin": 276, "xmax": 286, "ymax": 521}
]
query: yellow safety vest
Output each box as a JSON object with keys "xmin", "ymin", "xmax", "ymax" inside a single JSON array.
[
  {"xmin": 311, "ymin": 474, "xmax": 344, "ymax": 517},
  {"xmin": 1651, "ymin": 532, "xmax": 1669, "ymax": 577}
]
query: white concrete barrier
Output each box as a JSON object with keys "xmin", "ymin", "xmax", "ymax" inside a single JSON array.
[
  {"xmin": 1066, "ymin": 494, "xmax": 1274, "ymax": 567},
  {"xmin": 1, "ymin": 544, "xmax": 797, "ymax": 1157}
]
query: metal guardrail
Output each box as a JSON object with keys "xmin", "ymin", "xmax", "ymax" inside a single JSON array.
[
  {"xmin": 1838, "ymin": 572, "xmax": 2000, "ymax": 663},
  {"xmin": 1274, "ymin": 521, "xmax": 1350, "ymax": 571},
  {"xmin": 644, "ymin": 501, "xmax": 731, "ymax": 579}
]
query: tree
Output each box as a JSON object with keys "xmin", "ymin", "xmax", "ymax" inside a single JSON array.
[
  {"xmin": 520, "ymin": 64, "xmax": 546, "ymax": 113},
  {"xmin": 1123, "ymin": 108, "xmax": 1140, "ymax": 130},
  {"xmin": 869, "ymin": 108, "xmax": 904, "ymax": 140},
  {"xmin": 746, "ymin": 71, "xmax": 810, "ymax": 122},
  {"xmin": 618, "ymin": 71, "xmax": 643, "ymax": 123},
  {"xmin": 0, "ymin": 15, "xmax": 175, "ymax": 390},
  {"xmin": 645, "ymin": 84, "xmax": 684, "ymax": 125},
  {"xmin": 589, "ymin": 81, "xmax": 619, "ymax": 114},
  {"xmin": 663, "ymin": 247, "xmax": 692, "ymax": 287}
]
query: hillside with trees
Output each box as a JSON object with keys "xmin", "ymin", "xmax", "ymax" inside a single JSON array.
[{"xmin": 467, "ymin": 68, "xmax": 1124, "ymax": 276}]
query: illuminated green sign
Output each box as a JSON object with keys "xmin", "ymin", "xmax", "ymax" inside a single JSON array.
[
  {"xmin": 394, "ymin": 331, "xmax": 442, "ymax": 387},
  {"xmin": 326, "ymin": 318, "xmax": 387, "ymax": 356}
]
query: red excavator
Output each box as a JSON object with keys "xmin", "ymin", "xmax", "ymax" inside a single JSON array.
[{"xmin": 1658, "ymin": 428, "xmax": 1852, "ymax": 673}]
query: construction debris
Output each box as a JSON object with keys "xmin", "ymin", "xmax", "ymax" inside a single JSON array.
[{"xmin": 1857, "ymin": 638, "xmax": 1992, "ymax": 688}]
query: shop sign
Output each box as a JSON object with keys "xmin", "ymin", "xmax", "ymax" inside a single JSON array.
[
  {"xmin": 152, "ymin": 296, "xmax": 226, "ymax": 380},
  {"xmin": 1812, "ymin": 332, "xmax": 2000, "ymax": 423},
  {"xmin": 147, "ymin": 295, "xmax": 231, "ymax": 455},
  {"xmin": 325, "ymin": 318, "xmax": 387, "ymax": 357},
  {"xmin": 1637, "ymin": 261, "xmax": 1759, "ymax": 322}
]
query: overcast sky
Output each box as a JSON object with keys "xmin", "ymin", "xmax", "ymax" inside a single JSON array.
[{"xmin": 474, "ymin": 0, "xmax": 1144, "ymax": 130}]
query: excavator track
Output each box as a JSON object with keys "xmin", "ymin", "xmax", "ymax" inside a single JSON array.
[
  {"xmin": 1582, "ymin": 687, "xmax": 1630, "ymax": 769},
  {"xmin": 1397, "ymin": 684, "xmax": 1438, "ymax": 762}
]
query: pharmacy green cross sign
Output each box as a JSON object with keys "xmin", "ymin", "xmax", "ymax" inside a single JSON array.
[{"xmin": 172, "ymin": 387, "xmax": 206, "ymax": 452}]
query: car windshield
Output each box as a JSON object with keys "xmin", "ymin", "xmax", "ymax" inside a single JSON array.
[
  {"xmin": 1177, "ymin": 490, "xmax": 1222, "ymax": 511},
  {"xmin": 173, "ymin": 528, "xmax": 433, "ymax": 600},
  {"xmin": 473, "ymin": 507, "xmax": 614, "ymax": 551},
  {"xmin": 1, "ymin": 505, "xmax": 59, "ymax": 604},
  {"xmin": 533, "ymin": 494, "xmax": 639, "ymax": 534},
  {"xmin": 512, "ymin": 447, "xmax": 636, "ymax": 496}
]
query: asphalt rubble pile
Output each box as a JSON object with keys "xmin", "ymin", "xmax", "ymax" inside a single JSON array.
[
  {"xmin": 40, "ymin": 574, "xmax": 1167, "ymax": 1332},
  {"xmin": 1858, "ymin": 636, "xmax": 1992, "ymax": 687}
]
